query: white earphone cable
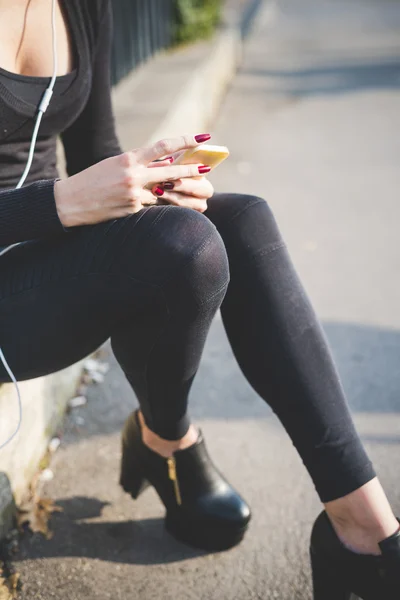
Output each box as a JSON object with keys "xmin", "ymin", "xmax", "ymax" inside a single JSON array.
[
  {"xmin": 16, "ymin": 0, "xmax": 58, "ymax": 191},
  {"xmin": 0, "ymin": 0, "xmax": 58, "ymax": 450}
]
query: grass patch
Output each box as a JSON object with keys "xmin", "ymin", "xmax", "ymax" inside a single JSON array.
[{"xmin": 173, "ymin": 0, "xmax": 223, "ymax": 44}]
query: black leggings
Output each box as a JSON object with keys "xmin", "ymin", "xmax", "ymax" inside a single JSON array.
[{"xmin": 0, "ymin": 193, "xmax": 375, "ymax": 502}]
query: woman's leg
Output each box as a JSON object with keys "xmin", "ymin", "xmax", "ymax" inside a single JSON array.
[
  {"xmin": 204, "ymin": 193, "xmax": 398, "ymax": 553},
  {"xmin": 0, "ymin": 206, "xmax": 228, "ymax": 444}
]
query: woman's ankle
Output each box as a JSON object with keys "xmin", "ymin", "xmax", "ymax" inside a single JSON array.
[
  {"xmin": 328, "ymin": 517, "xmax": 394, "ymax": 555},
  {"xmin": 325, "ymin": 479, "xmax": 399, "ymax": 555},
  {"xmin": 137, "ymin": 410, "xmax": 199, "ymax": 458}
]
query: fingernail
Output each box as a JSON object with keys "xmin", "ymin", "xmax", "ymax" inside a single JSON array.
[
  {"xmin": 198, "ymin": 165, "xmax": 211, "ymax": 174},
  {"xmin": 154, "ymin": 186, "xmax": 164, "ymax": 196},
  {"xmin": 166, "ymin": 156, "xmax": 174, "ymax": 163},
  {"xmin": 163, "ymin": 182, "xmax": 175, "ymax": 190},
  {"xmin": 195, "ymin": 133, "xmax": 211, "ymax": 143}
]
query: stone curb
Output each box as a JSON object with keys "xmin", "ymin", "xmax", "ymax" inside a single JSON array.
[
  {"xmin": 148, "ymin": 0, "xmax": 264, "ymax": 144},
  {"xmin": 148, "ymin": 27, "xmax": 242, "ymax": 144},
  {"xmin": 0, "ymin": 0, "xmax": 263, "ymax": 543},
  {"xmin": 0, "ymin": 362, "xmax": 84, "ymax": 541}
]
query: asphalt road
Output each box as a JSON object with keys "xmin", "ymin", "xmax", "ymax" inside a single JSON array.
[{"xmin": 15, "ymin": 1, "xmax": 400, "ymax": 599}]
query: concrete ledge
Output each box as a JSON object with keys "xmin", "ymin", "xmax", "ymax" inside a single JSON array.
[
  {"xmin": 149, "ymin": 0, "xmax": 264, "ymax": 142},
  {"xmin": 0, "ymin": 362, "xmax": 83, "ymax": 539},
  {"xmin": 113, "ymin": 1, "xmax": 261, "ymax": 149},
  {"xmin": 148, "ymin": 28, "xmax": 242, "ymax": 143}
]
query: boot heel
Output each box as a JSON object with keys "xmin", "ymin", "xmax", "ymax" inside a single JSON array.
[
  {"xmin": 120, "ymin": 443, "xmax": 149, "ymax": 499},
  {"xmin": 119, "ymin": 409, "xmax": 251, "ymax": 551},
  {"xmin": 310, "ymin": 548, "xmax": 352, "ymax": 600}
]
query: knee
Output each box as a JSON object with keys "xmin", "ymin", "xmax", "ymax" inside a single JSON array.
[
  {"xmin": 208, "ymin": 193, "xmax": 283, "ymax": 256},
  {"xmin": 163, "ymin": 207, "xmax": 230, "ymax": 306},
  {"xmin": 210, "ymin": 193, "xmax": 273, "ymax": 224}
]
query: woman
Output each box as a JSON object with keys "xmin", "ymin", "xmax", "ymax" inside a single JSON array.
[{"xmin": 0, "ymin": 0, "xmax": 399, "ymax": 597}]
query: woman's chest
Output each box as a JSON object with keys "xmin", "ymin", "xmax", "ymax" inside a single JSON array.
[
  {"xmin": 0, "ymin": 0, "xmax": 93, "ymax": 142},
  {"xmin": 0, "ymin": 0, "xmax": 75, "ymax": 78}
]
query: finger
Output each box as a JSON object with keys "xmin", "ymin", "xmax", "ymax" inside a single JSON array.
[
  {"xmin": 142, "ymin": 195, "xmax": 169, "ymax": 207},
  {"xmin": 148, "ymin": 158, "xmax": 174, "ymax": 168},
  {"xmin": 152, "ymin": 185, "xmax": 165, "ymax": 197},
  {"xmin": 125, "ymin": 190, "xmax": 156, "ymax": 206},
  {"xmin": 156, "ymin": 191, "xmax": 208, "ymax": 212},
  {"xmin": 144, "ymin": 164, "xmax": 210, "ymax": 185},
  {"xmin": 142, "ymin": 198, "xmax": 160, "ymax": 206},
  {"xmin": 162, "ymin": 179, "xmax": 182, "ymax": 191},
  {"xmin": 168, "ymin": 150, "xmax": 185, "ymax": 163},
  {"xmin": 136, "ymin": 134, "xmax": 211, "ymax": 165},
  {"xmin": 166, "ymin": 177, "xmax": 213, "ymax": 199},
  {"xmin": 110, "ymin": 188, "xmax": 156, "ymax": 213}
]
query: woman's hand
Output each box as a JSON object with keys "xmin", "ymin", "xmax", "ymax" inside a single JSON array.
[
  {"xmin": 54, "ymin": 134, "xmax": 211, "ymax": 228},
  {"xmin": 152, "ymin": 176, "xmax": 214, "ymax": 213}
]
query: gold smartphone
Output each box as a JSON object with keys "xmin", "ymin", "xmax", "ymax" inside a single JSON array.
[{"xmin": 175, "ymin": 144, "xmax": 230, "ymax": 171}]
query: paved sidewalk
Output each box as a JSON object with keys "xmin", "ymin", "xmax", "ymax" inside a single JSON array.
[{"xmin": 14, "ymin": 1, "xmax": 400, "ymax": 599}]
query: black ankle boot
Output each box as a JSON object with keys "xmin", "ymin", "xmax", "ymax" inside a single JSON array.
[
  {"xmin": 120, "ymin": 410, "xmax": 251, "ymax": 551},
  {"xmin": 310, "ymin": 511, "xmax": 400, "ymax": 600}
]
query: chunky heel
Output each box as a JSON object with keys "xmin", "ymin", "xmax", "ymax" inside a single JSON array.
[
  {"xmin": 310, "ymin": 512, "xmax": 400, "ymax": 600},
  {"xmin": 119, "ymin": 442, "xmax": 149, "ymax": 499},
  {"xmin": 310, "ymin": 548, "xmax": 352, "ymax": 600},
  {"xmin": 119, "ymin": 410, "xmax": 251, "ymax": 551}
]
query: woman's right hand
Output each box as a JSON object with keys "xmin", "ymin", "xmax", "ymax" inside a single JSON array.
[{"xmin": 54, "ymin": 134, "xmax": 210, "ymax": 228}]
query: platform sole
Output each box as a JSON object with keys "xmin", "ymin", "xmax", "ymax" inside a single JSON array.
[
  {"xmin": 120, "ymin": 433, "xmax": 249, "ymax": 552},
  {"xmin": 165, "ymin": 512, "xmax": 248, "ymax": 552},
  {"xmin": 310, "ymin": 547, "xmax": 377, "ymax": 600},
  {"xmin": 120, "ymin": 465, "xmax": 248, "ymax": 551}
]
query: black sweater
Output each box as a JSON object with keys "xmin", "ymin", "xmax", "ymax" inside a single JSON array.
[{"xmin": 0, "ymin": 0, "xmax": 122, "ymax": 248}]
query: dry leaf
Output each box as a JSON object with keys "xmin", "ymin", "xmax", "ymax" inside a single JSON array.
[
  {"xmin": 0, "ymin": 581, "xmax": 11, "ymax": 600},
  {"xmin": 17, "ymin": 497, "xmax": 62, "ymax": 539},
  {"xmin": 0, "ymin": 568, "xmax": 20, "ymax": 599},
  {"xmin": 7, "ymin": 574, "xmax": 19, "ymax": 597},
  {"xmin": 37, "ymin": 498, "xmax": 63, "ymax": 513}
]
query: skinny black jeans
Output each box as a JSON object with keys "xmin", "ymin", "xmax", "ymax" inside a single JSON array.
[{"xmin": 0, "ymin": 193, "xmax": 375, "ymax": 502}]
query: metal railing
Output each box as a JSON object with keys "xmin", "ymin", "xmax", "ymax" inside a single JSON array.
[{"xmin": 111, "ymin": 0, "xmax": 174, "ymax": 85}]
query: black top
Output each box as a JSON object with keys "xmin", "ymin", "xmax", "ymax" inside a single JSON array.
[
  {"xmin": 0, "ymin": 67, "xmax": 77, "ymax": 108},
  {"xmin": 0, "ymin": 0, "xmax": 122, "ymax": 248}
]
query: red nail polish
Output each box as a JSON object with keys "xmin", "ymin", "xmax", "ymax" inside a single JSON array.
[
  {"xmin": 195, "ymin": 133, "xmax": 211, "ymax": 143},
  {"xmin": 154, "ymin": 186, "xmax": 164, "ymax": 196},
  {"xmin": 164, "ymin": 182, "xmax": 174, "ymax": 190},
  {"xmin": 198, "ymin": 165, "xmax": 211, "ymax": 174}
]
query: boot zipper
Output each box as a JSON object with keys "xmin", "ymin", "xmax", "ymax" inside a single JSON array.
[{"xmin": 167, "ymin": 456, "xmax": 182, "ymax": 506}]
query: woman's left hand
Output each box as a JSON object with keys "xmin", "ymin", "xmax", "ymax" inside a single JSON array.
[{"xmin": 152, "ymin": 176, "xmax": 214, "ymax": 213}]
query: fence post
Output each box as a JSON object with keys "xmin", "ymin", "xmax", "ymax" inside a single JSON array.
[{"xmin": 111, "ymin": 0, "xmax": 175, "ymax": 86}]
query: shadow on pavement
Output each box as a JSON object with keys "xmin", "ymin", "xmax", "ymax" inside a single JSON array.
[
  {"xmin": 191, "ymin": 319, "xmax": 400, "ymax": 419},
  {"xmin": 361, "ymin": 434, "xmax": 400, "ymax": 445},
  {"xmin": 13, "ymin": 310, "xmax": 400, "ymax": 568},
  {"xmin": 59, "ymin": 318, "xmax": 400, "ymax": 448},
  {"xmin": 323, "ymin": 321, "xmax": 400, "ymax": 414},
  {"xmin": 241, "ymin": 55, "xmax": 400, "ymax": 96},
  {"xmin": 15, "ymin": 496, "xmax": 208, "ymax": 566}
]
